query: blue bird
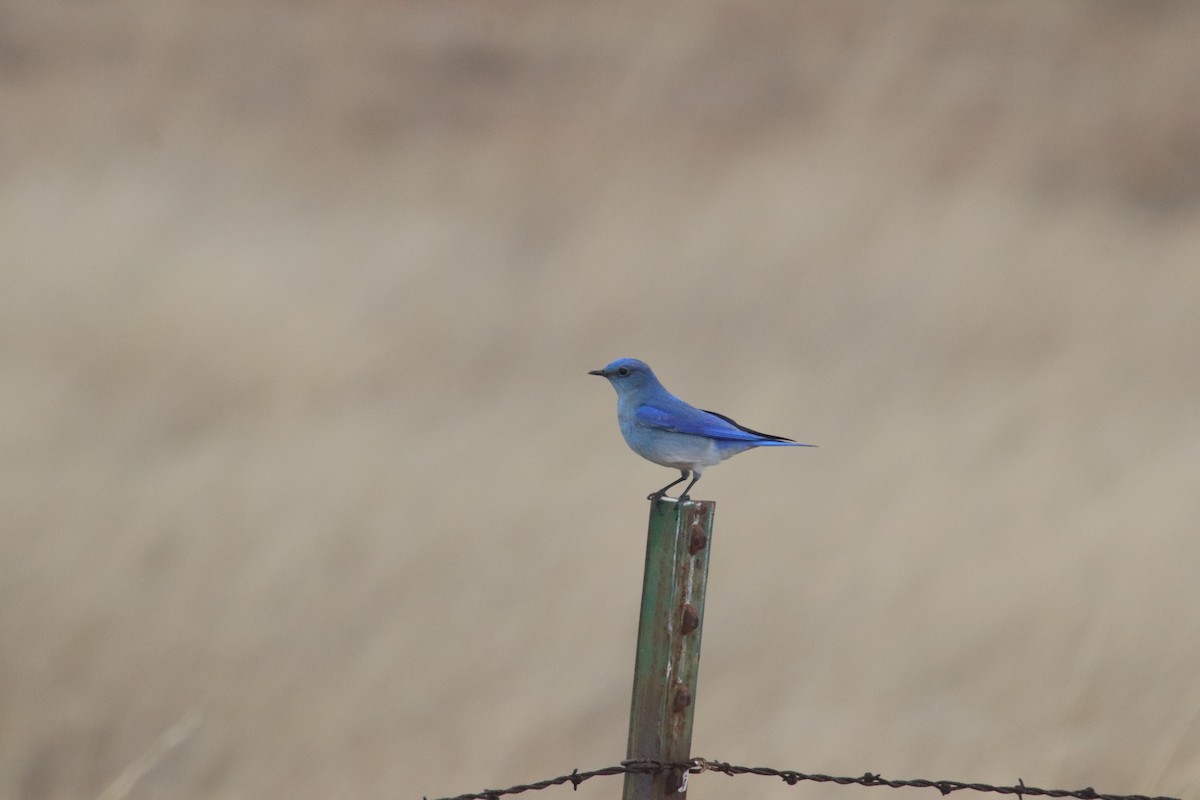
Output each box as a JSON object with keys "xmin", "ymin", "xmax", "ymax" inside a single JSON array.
[{"xmin": 589, "ymin": 358, "xmax": 814, "ymax": 501}]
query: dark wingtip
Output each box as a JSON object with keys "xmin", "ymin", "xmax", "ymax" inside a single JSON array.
[{"xmin": 701, "ymin": 408, "xmax": 798, "ymax": 442}]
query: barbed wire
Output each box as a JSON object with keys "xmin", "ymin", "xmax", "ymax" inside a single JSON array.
[{"xmin": 425, "ymin": 757, "xmax": 1181, "ymax": 800}]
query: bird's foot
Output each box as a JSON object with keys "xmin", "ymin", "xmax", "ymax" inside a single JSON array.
[
  {"xmin": 677, "ymin": 494, "xmax": 690, "ymax": 503},
  {"xmin": 647, "ymin": 491, "xmax": 666, "ymax": 501}
]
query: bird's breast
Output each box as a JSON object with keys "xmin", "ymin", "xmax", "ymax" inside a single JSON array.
[{"xmin": 617, "ymin": 416, "xmax": 723, "ymax": 469}]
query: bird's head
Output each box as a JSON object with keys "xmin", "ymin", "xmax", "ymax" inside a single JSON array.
[{"xmin": 588, "ymin": 358, "xmax": 659, "ymax": 394}]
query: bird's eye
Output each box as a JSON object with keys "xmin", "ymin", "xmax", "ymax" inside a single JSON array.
[{"xmin": 616, "ymin": 366, "xmax": 631, "ymax": 377}]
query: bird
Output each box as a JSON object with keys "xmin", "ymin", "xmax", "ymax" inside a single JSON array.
[{"xmin": 589, "ymin": 358, "xmax": 814, "ymax": 501}]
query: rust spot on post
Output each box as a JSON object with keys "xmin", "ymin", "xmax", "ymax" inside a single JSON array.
[
  {"xmin": 688, "ymin": 525, "xmax": 708, "ymax": 554},
  {"xmin": 681, "ymin": 604, "xmax": 699, "ymax": 634},
  {"xmin": 672, "ymin": 683, "xmax": 692, "ymax": 712}
]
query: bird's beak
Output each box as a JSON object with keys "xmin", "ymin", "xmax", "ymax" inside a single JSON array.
[{"xmin": 587, "ymin": 368, "xmax": 607, "ymax": 377}]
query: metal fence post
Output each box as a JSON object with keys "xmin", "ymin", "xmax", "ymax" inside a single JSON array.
[{"xmin": 622, "ymin": 497, "xmax": 715, "ymax": 800}]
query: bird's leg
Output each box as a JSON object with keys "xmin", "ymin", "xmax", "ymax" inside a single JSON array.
[
  {"xmin": 676, "ymin": 471, "xmax": 702, "ymax": 502},
  {"xmin": 648, "ymin": 470, "xmax": 690, "ymax": 501}
]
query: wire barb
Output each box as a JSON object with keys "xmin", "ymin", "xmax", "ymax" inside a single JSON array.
[
  {"xmin": 426, "ymin": 758, "xmax": 1181, "ymax": 800},
  {"xmin": 424, "ymin": 762, "xmax": 1180, "ymax": 800}
]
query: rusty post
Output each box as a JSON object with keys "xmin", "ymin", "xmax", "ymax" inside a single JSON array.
[{"xmin": 622, "ymin": 497, "xmax": 715, "ymax": 800}]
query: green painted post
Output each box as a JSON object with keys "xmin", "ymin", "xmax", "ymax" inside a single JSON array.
[{"xmin": 622, "ymin": 497, "xmax": 715, "ymax": 800}]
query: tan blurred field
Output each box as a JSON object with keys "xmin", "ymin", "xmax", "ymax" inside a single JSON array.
[{"xmin": 3, "ymin": 2, "xmax": 1200, "ymax": 799}]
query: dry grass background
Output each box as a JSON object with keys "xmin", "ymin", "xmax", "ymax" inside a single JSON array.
[{"xmin": 2, "ymin": 2, "xmax": 1199, "ymax": 799}]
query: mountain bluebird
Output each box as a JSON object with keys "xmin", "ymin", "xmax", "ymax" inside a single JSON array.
[{"xmin": 589, "ymin": 358, "xmax": 814, "ymax": 500}]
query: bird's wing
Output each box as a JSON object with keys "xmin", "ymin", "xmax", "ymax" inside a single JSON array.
[{"xmin": 633, "ymin": 403, "xmax": 795, "ymax": 443}]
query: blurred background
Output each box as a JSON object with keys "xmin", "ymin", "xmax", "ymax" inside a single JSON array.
[{"xmin": 3, "ymin": 2, "xmax": 1199, "ymax": 799}]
